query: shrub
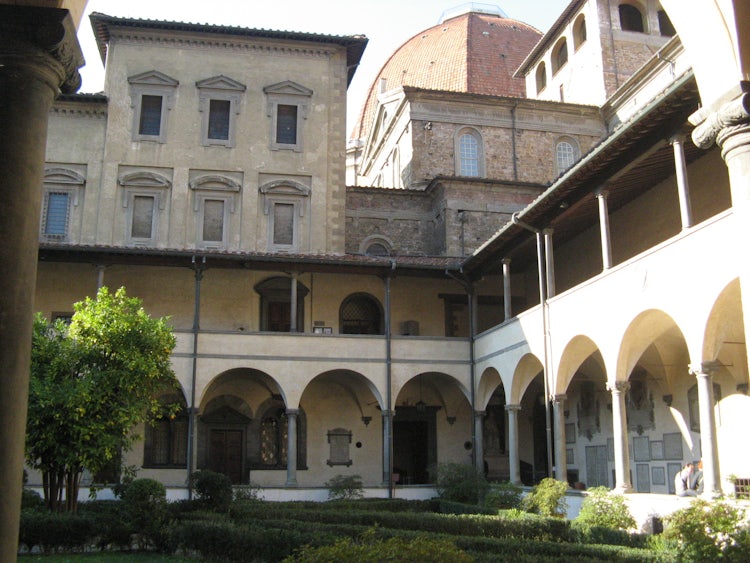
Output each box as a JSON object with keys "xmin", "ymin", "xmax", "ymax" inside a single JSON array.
[
  {"xmin": 435, "ymin": 462, "xmax": 489, "ymax": 505},
  {"xmin": 121, "ymin": 477, "xmax": 167, "ymax": 549},
  {"xmin": 284, "ymin": 527, "xmax": 474, "ymax": 563},
  {"xmin": 326, "ymin": 474, "xmax": 364, "ymax": 500},
  {"xmin": 18, "ymin": 510, "xmax": 95, "ymax": 553},
  {"xmin": 21, "ymin": 488, "xmax": 45, "ymax": 511},
  {"xmin": 190, "ymin": 469, "xmax": 233, "ymax": 512},
  {"xmin": 234, "ymin": 483, "xmax": 261, "ymax": 501},
  {"xmin": 664, "ymin": 498, "xmax": 750, "ymax": 562},
  {"xmin": 574, "ymin": 486, "xmax": 636, "ymax": 531},
  {"xmin": 484, "ymin": 481, "xmax": 523, "ymax": 510},
  {"xmin": 522, "ymin": 478, "xmax": 568, "ymax": 517}
]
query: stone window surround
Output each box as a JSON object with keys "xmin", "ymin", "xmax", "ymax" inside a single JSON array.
[
  {"xmin": 454, "ymin": 127, "xmax": 485, "ymax": 178},
  {"xmin": 196, "ymin": 75, "xmax": 246, "ymax": 148},
  {"xmin": 119, "ymin": 170, "xmax": 172, "ymax": 247},
  {"xmin": 41, "ymin": 166, "xmax": 85, "ymax": 242},
  {"xmin": 189, "ymin": 174, "xmax": 242, "ymax": 250},
  {"xmin": 260, "ymin": 179, "xmax": 311, "ymax": 253},
  {"xmin": 127, "ymin": 70, "xmax": 179, "ymax": 143},
  {"xmin": 263, "ymin": 81, "xmax": 313, "ymax": 153}
]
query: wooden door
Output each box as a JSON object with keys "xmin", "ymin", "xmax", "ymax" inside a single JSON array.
[
  {"xmin": 267, "ymin": 301, "xmax": 291, "ymax": 332},
  {"xmin": 209, "ymin": 429, "xmax": 243, "ymax": 484}
]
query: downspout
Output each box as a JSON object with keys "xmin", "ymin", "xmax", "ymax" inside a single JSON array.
[
  {"xmin": 385, "ymin": 260, "xmax": 395, "ymax": 498},
  {"xmin": 187, "ymin": 255, "xmax": 205, "ymax": 499},
  {"xmin": 445, "ymin": 269, "xmax": 477, "ymax": 470},
  {"xmin": 511, "ymin": 102, "xmax": 519, "ymax": 182},
  {"xmin": 511, "ymin": 214, "xmax": 554, "ymax": 479},
  {"xmin": 606, "ymin": 0, "xmax": 621, "ymax": 91}
]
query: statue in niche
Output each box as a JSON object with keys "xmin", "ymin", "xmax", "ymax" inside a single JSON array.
[{"xmin": 577, "ymin": 380, "xmax": 600, "ymax": 440}]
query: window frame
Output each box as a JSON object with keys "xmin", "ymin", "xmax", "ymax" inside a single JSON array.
[
  {"xmin": 143, "ymin": 392, "xmax": 189, "ymax": 469},
  {"xmin": 535, "ymin": 62, "xmax": 547, "ymax": 94},
  {"xmin": 551, "ymin": 37, "xmax": 569, "ymax": 75},
  {"xmin": 555, "ymin": 137, "xmax": 580, "ymax": 176},
  {"xmin": 119, "ymin": 170, "xmax": 172, "ymax": 247},
  {"xmin": 454, "ymin": 127, "xmax": 485, "ymax": 178},
  {"xmin": 339, "ymin": 292, "xmax": 384, "ymax": 335},
  {"xmin": 260, "ymin": 179, "xmax": 311, "ymax": 253},
  {"xmin": 196, "ymin": 75, "xmax": 246, "ymax": 147},
  {"xmin": 263, "ymin": 81, "xmax": 313, "ymax": 152},
  {"xmin": 128, "ymin": 70, "xmax": 179, "ymax": 143},
  {"xmin": 573, "ymin": 14, "xmax": 587, "ymax": 50},
  {"xmin": 40, "ymin": 167, "xmax": 85, "ymax": 243},
  {"xmin": 189, "ymin": 174, "xmax": 242, "ymax": 250},
  {"xmin": 618, "ymin": 3, "xmax": 646, "ymax": 33}
]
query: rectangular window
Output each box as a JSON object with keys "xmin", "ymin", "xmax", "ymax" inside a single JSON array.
[
  {"xmin": 208, "ymin": 99, "xmax": 231, "ymax": 140},
  {"xmin": 131, "ymin": 195, "xmax": 155, "ymax": 239},
  {"xmin": 273, "ymin": 203, "xmax": 294, "ymax": 246},
  {"xmin": 276, "ymin": 104, "xmax": 298, "ymax": 145},
  {"xmin": 43, "ymin": 192, "xmax": 69, "ymax": 238},
  {"xmin": 202, "ymin": 199, "xmax": 225, "ymax": 243},
  {"xmin": 139, "ymin": 95, "xmax": 163, "ymax": 136}
]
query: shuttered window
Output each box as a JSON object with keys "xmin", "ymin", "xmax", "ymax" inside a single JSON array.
[
  {"xmin": 43, "ymin": 192, "xmax": 69, "ymax": 237},
  {"xmin": 138, "ymin": 95, "xmax": 163, "ymax": 136},
  {"xmin": 208, "ymin": 99, "xmax": 231, "ymax": 140},
  {"xmin": 202, "ymin": 199, "xmax": 225, "ymax": 242},
  {"xmin": 131, "ymin": 195, "xmax": 155, "ymax": 239},
  {"xmin": 273, "ymin": 203, "xmax": 294, "ymax": 246},
  {"xmin": 276, "ymin": 104, "xmax": 298, "ymax": 145}
]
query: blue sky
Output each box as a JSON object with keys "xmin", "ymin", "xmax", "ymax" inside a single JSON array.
[{"xmin": 76, "ymin": 0, "xmax": 571, "ymax": 131}]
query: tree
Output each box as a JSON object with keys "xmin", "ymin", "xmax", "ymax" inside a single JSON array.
[{"xmin": 27, "ymin": 287, "xmax": 178, "ymax": 512}]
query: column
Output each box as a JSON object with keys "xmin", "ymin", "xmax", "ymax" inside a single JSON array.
[
  {"xmin": 690, "ymin": 364, "xmax": 721, "ymax": 496},
  {"xmin": 0, "ymin": 7, "xmax": 83, "ymax": 559},
  {"xmin": 289, "ymin": 274, "xmax": 298, "ymax": 332},
  {"xmin": 553, "ymin": 394, "xmax": 567, "ymax": 484},
  {"xmin": 596, "ymin": 190, "xmax": 613, "ymax": 270},
  {"xmin": 505, "ymin": 404, "xmax": 522, "ymax": 485},
  {"xmin": 286, "ymin": 409, "xmax": 298, "ymax": 486},
  {"xmin": 543, "ymin": 228, "xmax": 556, "ymax": 298},
  {"xmin": 502, "ymin": 258, "xmax": 512, "ymax": 321},
  {"xmin": 382, "ymin": 410, "xmax": 393, "ymax": 486},
  {"xmin": 96, "ymin": 265, "xmax": 107, "ymax": 290},
  {"xmin": 187, "ymin": 407, "xmax": 200, "ymax": 489},
  {"xmin": 670, "ymin": 135, "xmax": 694, "ymax": 229},
  {"xmin": 608, "ymin": 381, "xmax": 633, "ymax": 492},
  {"xmin": 474, "ymin": 411, "xmax": 485, "ymax": 471}
]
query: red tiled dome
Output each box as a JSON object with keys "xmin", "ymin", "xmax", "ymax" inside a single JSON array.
[{"xmin": 352, "ymin": 8, "xmax": 542, "ymax": 140}]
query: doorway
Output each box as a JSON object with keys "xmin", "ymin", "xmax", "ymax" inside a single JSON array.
[
  {"xmin": 208, "ymin": 429, "xmax": 244, "ymax": 484},
  {"xmin": 393, "ymin": 406, "xmax": 438, "ymax": 484}
]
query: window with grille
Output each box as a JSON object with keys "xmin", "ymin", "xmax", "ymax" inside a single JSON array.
[
  {"xmin": 459, "ymin": 133, "xmax": 480, "ymax": 177},
  {"xmin": 556, "ymin": 140, "xmax": 578, "ymax": 174},
  {"xmin": 340, "ymin": 293, "xmax": 383, "ymax": 335}
]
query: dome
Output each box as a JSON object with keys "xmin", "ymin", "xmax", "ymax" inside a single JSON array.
[{"xmin": 352, "ymin": 6, "xmax": 542, "ymax": 140}]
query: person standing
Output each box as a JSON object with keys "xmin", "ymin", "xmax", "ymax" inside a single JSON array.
[{"xmin": 675, "ymin": 462, "xmax": 697, "ymax": 497}]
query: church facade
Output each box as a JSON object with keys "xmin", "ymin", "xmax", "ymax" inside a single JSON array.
[{"xmin": 32, "ymin": 0, "xmax": 750, "ymax": 502}]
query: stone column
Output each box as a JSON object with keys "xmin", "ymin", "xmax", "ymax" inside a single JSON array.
[
  {"xmin": 690, "ymin": 364, "xmax": 722, "ymax": 496},
  {"xmin": 595, "ymin": 190, "xmax": 613, "ymax": 270},
  {"xmin": 502, "ymin": 258, "xmax": 512, "ymax": 321},
  {"xmin": 670, "ymin": 135, "xmax": 694, "ymax": 229},
  {"xmin": 0, "ymin": 7, "xmax": 83, "ymax": 559},
  {"xmin": 382, "ymin": 410, "xmax": 393, "ymax": 486},
  {"xmin": 474, "ymin": 411, "xmax": 485, "ymax": 471},
  {"xmin": 553, "ymin": 394, "xmax": 567, "ymax": 484},
  {"xmin": 286, "ymin": 409, "xmax": 299, "ymax": 486},
  {"xmin": 692, "ymin": 93, "xmax": 750, "ymax": 373},
  {"xmin": 608, "ymin": 381, "xmax": 633, "ymax": 492},
  {"xmin": 543, "ymin": 228, "xmax": 556, "ymax": 298},
  {"xmin": 505, "ymin": 404, "xmax": 522, "ymax": 485}
]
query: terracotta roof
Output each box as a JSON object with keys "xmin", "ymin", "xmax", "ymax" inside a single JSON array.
[
  {"xmin": 88, "ymin": 12, "xmax": 368, "ymax": 87},
  {"xmin": 351, "ymin": 11, "xmax": 541, "ymax": 140}
]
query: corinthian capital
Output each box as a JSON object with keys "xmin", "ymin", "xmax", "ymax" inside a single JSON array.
[{"xmin": 690, "ymin": 92, "xmax": 750, "ymax": 149}]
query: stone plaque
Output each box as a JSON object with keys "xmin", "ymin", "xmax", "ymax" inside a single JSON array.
[
  {"xmin": 633, "ymin": 436, "xmax": 650, "ymax": 461},
  {"xmin": 663, "ymin": 432, "xmax": 683, "ymax": 460}
]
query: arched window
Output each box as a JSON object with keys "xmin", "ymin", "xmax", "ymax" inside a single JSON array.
[
  {"xmin": 619, "ymin": 4, "xmax": 645, "ymax": 32},
  {"xmin": 144, "ymin": 391, "xmax": 188, "ymax": 468},
  {"xmin": 658, "ymin": 10, "xmax": 676, "ymax": 37},
  {"xmin": 340, "ymin": 293, "xmax": 384, "ymax": 335},
  {"xmin": 360, "ymin": 234, "xmax": 393, "ymax": 256},
  {"xmin": 535, "ymin": 62, "xmax": 547, "ymax": 94},
  {"xmin": 455, "ymin": 128, "xmax": 484, "ymax": 177},
  {"xmin": 573, "ymin": 14, "xmax": 587, "ymax": 50},
  {"xmin": 552, "ymin": 38, "xmax": 568, "ymax": 74},
  {"xmin": 556, "ymin": 138, "xmax": 579, "ymax": 175}
]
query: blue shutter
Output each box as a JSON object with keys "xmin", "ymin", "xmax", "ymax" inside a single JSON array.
[{"xmin": 45, "ymin": 192, "xmax": 69, "ymax": 236}]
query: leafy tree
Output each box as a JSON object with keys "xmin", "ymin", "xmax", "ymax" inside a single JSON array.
[{"xmin": 27, "ymin": 286, "xmax": 178, "ymax": 512}]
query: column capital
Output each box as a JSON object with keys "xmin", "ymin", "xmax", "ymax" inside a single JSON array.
[
  {"xmin": 0, "ymin": 6, "xmax": 84, "ymax": 94},
  {"xmin": 595, "ymin": 189, "xmax": 609, "ymax": 199},
  {"xmin": 501, "ymin": 257, "xmax": 512, "ymax": 265},
  {"xmin": 669, "ymin": 133, "xmax": 686, "ymax": 145},
  {"xmin": 474, "ymin": 410, "xmax": 486, "ymax": 418},
  {"xmin": 542, "ymin": 227, "xmax": 554, "ymax": 236},
  {"xmin": 689, "ymin": 361, "xmax": 720, "ymax": 376},
  {"xmin": 607, "ymin": 380, "xmax": 630, "ymax": 393},
  {"xmin": 285, "ymin": 408, "xmax": 299, "ymax": 417},
  {"xmin": 691, "ymin": 91, "xmax": 750, "ymax": 149},
  {"xmin": 504, "ymin": 403, "xmax": 522, "ymax": 412},
  {"xmin": 553, "ymin": 394, "xmax": 567, "ymax": 403},
  {"xmin": 381, "ymin": 409, "xmax": 395, "ymax": 418}
]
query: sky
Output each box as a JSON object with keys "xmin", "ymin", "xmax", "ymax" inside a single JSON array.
[{"xmin": 75, "ymin": 0, "xmax": 571, "ymax": 132}]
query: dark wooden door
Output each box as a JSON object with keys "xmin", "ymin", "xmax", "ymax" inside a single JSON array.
[
  {"xmin": 209, "ymin": 429, "xmax": 243, "ymax": 484},
  {"xmin": 268, "ymin": 301, "xmax": 291, "ymax": 332}
]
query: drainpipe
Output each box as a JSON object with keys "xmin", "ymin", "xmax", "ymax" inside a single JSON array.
[
  {"xmin": 385, "ymin": 261, "xmax": 395, "ymax": 497},
  {"xmin": 187, "ymin": 256, "xmax": 206, "ymax": 499},
  {"xmin": 445, "ymin": 269, "xmax": 477, "ymax": 470},
  {"xmin": 511, "ymin": 213, "xmax": 554, "ymax": 479},
  {"xmin": 511, "ymin": 102, "xmax": 519, "ymax": 182}
]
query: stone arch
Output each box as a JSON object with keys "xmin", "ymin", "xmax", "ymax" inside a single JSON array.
[
  {"xmin": 509, "ymin": 353, "xmax": 544, "ymax": 404},
  {"xmin": 703, "ymin": 278, "xmax": 747, "ymax": 385},
  {"xmin": 555, "ymin": 335, "xmax": 605, "ymax": 394},
  {"xmin": 477, "ymin": 366, "xmax": 504, "ymax": 411}
]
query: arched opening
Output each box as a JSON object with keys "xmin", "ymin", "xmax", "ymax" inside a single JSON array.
[
  {"xmin": 555, "ymin": 138, "xmax": 579, "ymax": 175},
  {"xmin": 552, "ymin": 37, "xmax": 568, "ymax": 74},
  {"xmin": 255, "ymin": 276, "xmax": 309, "ymax": 332},
  {"xmin": 455, "ymin": 128, "xmax": 484, "ymax": 177},
  {"xmin": 340, "ymin": 293, "xmax": 384, "ymax": 335},
  {"xmin": 619, "ymin": 3, "xmax": 645, "ymax": 32},
  {"xmin": 573, "ymin": 14, "xmax": 587, "ymax": 50},
  {"xmin": 535, "ymin": 62, "xmax": 547, "ymax": 94}
]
